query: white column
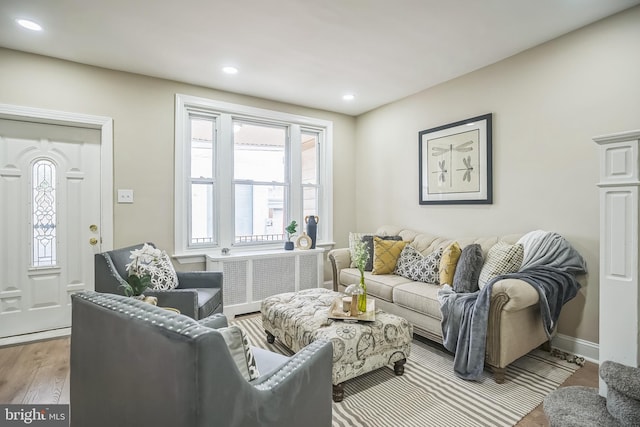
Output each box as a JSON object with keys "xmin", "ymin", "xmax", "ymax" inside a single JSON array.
[{"xmin": 594, "ymin": 129, "xmax": 640, "ymax": 395}]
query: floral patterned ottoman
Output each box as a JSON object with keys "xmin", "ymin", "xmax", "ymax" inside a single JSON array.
[{"xmin": 261, "ymin": 288, "xmax": 412, "ymax": 402}]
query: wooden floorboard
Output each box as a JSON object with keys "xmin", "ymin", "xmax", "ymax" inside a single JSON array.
[{"xmin": 0, "ymin": 337, "xmax": 598, "ymax": 425}]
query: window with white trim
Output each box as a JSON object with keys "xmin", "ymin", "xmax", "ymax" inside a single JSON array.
[{"xmin": 175, "ymin": 95, "xmax": 333, "ymax": 254}]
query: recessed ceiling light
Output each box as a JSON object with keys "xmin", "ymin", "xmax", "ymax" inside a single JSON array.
[
  {"xmin": 16, "ymin": 19, "xmax": 42, "ymax": 31},
  {"xmin": 222, "ymin": 66, "xmax": 238, "ymax": 75},
  {"xmin": 342, "ymin": 94, "xmax": 355, "ymax": 101}
]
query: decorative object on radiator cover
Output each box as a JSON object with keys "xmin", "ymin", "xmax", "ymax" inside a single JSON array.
[
  {"xmin": 284, "ymin": 220, "xmax": 298, "ymax": 250},
  {"xmin": 305, "ymin": 215, "xmax": 319, "ymax": 249}
]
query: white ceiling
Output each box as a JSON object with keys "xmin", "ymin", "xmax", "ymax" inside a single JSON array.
[{"xmin": 1, "ymin": 0, "xmax": 638, "ymax": 116}]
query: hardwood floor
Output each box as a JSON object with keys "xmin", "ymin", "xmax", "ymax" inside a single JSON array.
[{"xmin": 0, "ymin": 337, "xmax": 598, "ymax": 425}]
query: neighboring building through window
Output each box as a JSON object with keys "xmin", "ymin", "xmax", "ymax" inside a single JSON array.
[{"xmin": 175, "ymin": 95, "xmax": 333, "ymax": 254}]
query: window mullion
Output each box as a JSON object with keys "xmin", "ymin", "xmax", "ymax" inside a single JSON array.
[
  {"xmin": 289, "ymin": 124, "xmax": 302, "ymax": 225},
  {"xmin": 218, "ymin": 114, "xmax": 234, "ymax": 248}
]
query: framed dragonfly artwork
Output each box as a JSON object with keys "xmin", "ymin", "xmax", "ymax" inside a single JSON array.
[{"xmin": 419, "ymin": 113, "xmax": 492, "ymax": 204}]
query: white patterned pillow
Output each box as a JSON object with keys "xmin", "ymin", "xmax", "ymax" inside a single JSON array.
[
  {"xmin": 218, "ymin": 325, "xmax": 260, "ymax": 381},
  {"xmin": 395, "ymin": 246, "xmax": 443, "ymax": 284},
  {"xmin": 478, "ymin": 242, "xmax": 524, "ymax": 290},
  {"xmin": 137, "ymin": 251, "xmax": 179, "ymax": 290}
]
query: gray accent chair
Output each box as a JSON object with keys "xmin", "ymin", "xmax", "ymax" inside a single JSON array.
[
  {"xmin": 94, "ymin": 242, "xmax": 222, "ymax": 319},
  {"xmin": 70, "ymin": 291, "xmax": 334, "ymax": 427},
  {"xmin": 544, "ymin": 361, "xmax": 640, "ymax": 426}
]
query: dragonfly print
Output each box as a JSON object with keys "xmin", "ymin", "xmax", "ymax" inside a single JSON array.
[{"xmin": 431, "ymin": 140, "xmax": 474, "ymax": 187}]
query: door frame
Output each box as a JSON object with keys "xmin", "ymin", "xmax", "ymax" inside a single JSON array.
[{"xmin": 0, "ymin": 103, "xmax": 113, "ymax": 346}]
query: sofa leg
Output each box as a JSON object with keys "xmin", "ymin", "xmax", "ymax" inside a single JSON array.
[
  {"xmin": 266, "ymin": 331, "xmax": 275, "ymax": 344},
  {"xmin": 540, "ymin": 340, "xmax": 552, "ymax": 352},
  {"xmin": 493, "ymin": 367, "xmax": 506, "ymax": 384},
  {"xmin": 333, "ymin": 383, "xmax": 344, "ymax": 402}
]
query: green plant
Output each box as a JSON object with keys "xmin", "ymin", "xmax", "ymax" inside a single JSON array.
[
  {"xmin": 285, "ymin": 220, "xmax": 298, "ymax": 241},
  {"xmin": 120, "ymin": 243, "xmax": 162, "ymax": 297}
]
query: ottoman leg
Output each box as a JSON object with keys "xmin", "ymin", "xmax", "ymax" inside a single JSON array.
[
  {"xmin": 266, "ymin": 331, "xmax": 275, "ymax": 344},
  {"xmin": 394, "ymin": 358, "xmax": 407, "ymax": 376},
  {"xmin": 332, "ymin": 383, "xmax": 344, "ymax": 403}
]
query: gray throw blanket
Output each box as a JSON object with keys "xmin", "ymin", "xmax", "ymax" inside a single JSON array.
[{"xmin": 438, "ymin": 232, "xmax": 586, "ymax": 381}]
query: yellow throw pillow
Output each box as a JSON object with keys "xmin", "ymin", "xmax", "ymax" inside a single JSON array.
[
  {"xmin": 372, "ymin": 237, "xmax": 408, "ymax": 275},
  {"xmin": 439, "ymin": 242, "xmax": 462, "ymax": 285}
]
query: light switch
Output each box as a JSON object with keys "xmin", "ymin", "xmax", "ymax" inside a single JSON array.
[{"xmin": 117, "ymin": 189, "xmax": 134, "ymax": 204}]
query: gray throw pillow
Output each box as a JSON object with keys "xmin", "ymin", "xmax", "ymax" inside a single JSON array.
[
  {"xmin": 361, "ymin": 235, "xmax": 402, "ymax": 271},
  {"xmin": 452, "ymin": 244, "xmax": 484, "ymax": 293}
]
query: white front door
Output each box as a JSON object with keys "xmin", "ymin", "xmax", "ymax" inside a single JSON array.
[{"xmin": 0, "ymin": 118, "xmax": 102, "ymax": 338}]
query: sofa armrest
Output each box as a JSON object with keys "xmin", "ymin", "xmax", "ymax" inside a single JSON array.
[
  {"xmin": 176, "ymin": 271, "xmax": 223, "ymax": 290},
  {"xmin": 491, "ymin": 278, "xmax": 539, "ymax": 312},
  {"xmin": 251, "ymin": 339, "xmax": 333, "ymax": 426},
  {"xmin": 142, "ymin": 288, "xmax": 198, "ymax": 318},
  {"xmin": 197, "ymin": 313, "xmax": 229, "ymax": 329},
  {"xmin": 328, "ymin": 248, "xmax": 351, "ymax": 291}
]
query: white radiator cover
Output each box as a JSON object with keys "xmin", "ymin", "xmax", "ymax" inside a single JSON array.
[{"xmin": 206, "ymin": 248, "xmax": 324, "ymax": 317}]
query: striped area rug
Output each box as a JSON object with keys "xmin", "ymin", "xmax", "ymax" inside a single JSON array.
[{"xmin": 233, "ymin": 315, "xmax": 579, "ymax": 427}]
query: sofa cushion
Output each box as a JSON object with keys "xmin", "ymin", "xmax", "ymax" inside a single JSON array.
[
  {"xmin": 361, "ymin": 235, "xmax": 402, "ymax": 271},
  {"xmin": 218, "ymin": 325, "xmax": 260, "ymax": 381},
  {"xmin": 339, "ymin": 268, "xmax": 412, "ymax": 302},
  {"xmin": 395, "ymin": 246, "xmax": 443, "ymax": 284},
  {"xmin": 452, "ymin": 244, "xmax": 484, "ymax": 293},
  {"xmin": 392, "ymin": 281, "xmax": 442, "ymax": 319},
  {"xmin": 478, "ymin": 242, "xmax": 524, "ymax": 289},
  {"xmin": 439, "ymin": 241, "xmax": 462, "ymax": 285},
  {"xmin": 372, "ymin": 237, "xmax": 408, "ymax": 275}
]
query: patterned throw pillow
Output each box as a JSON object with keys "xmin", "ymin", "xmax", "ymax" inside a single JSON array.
[
  {"xmin": 452, "ymin": 244, "xmax": 484, "ymax": 293},
  {"xmin": 478, "ymin": 242, "xmax": 524, "ymax": 290},
  {"xmin": 361, "ymin": 235, "xmax": 402, "ymax": 271},
  {"xmin": 136, "ymin": 251, "xmax": 179, "ymax": 290},
  {"xmin": 218, "ymin": 325, "xmax": 260, "ymax": 381},
  {"xmin": 372, "ymin": 237, "xmax": 408, "ymax": 275},
  {"xmin": 395, "ymin": 245, "xmax": 443, "ymax": 284},
  {"xmin": 439, "ymin": 242, "xmax": 462, "ymax": 285}
]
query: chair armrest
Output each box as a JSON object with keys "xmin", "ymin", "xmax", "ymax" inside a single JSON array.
[
  {"xmin": 142, "ymin": 288, "xmax": 198, "ymax": 318},
  {"xmin": 491, "ymin": 278, "xmax": 540, "ymax": 312},
  {"xmin": 197, "ymin": 313, "xmax": 229, "ymax": 329},
  {"xmin": 251, "ymin": 339, "xmax": 333, "ymax": 425},
  {"xmin": 328, "ymin": 248, "xmax": 351, "ymax": 291},
  {"xmin": 176, "ymin": 271, "xmax": 223, "ymax": 290}
]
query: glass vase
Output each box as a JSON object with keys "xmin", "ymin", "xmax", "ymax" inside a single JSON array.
[{"xmin": 358, "ymin": 275, "xmax": 367, "ymax": 313}]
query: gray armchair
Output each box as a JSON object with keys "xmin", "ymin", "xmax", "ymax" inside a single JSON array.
[
  {"xmin": 70, "ymin": 291, "xmax": 333, "ymax": 427},
  {"xmin": 94, "ymin": 242, "xmax": 222, "ymax": 319},
  {"xmin": 544, "ymin": 360, "xmax": 640, "ymax": 426}
]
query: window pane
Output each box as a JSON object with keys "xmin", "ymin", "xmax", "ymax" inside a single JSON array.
[
  {"xmin": 303, "ymin": 187, "xmax": 317, "ymax": 220},
  {"xmin": 235, "ymin": 184, "xmax": 285, "ymax": 243},
  {"xmin": 32, "ymin": 159, "xmax": 57, "ymax": 267},
  {"xmin": 191, "ymin": 183, "xmax": 214, "ymax": 244},
  {"xmin": 301, "ymin": 132, "xmax": 318, "ymax": 184},
  {"xmin": 234, "ymin": 121, "xmax": 286, "ymax": 182},
  {"xmin": 191, "ymin": 118, "xmax": 214, "ymax": 179}
]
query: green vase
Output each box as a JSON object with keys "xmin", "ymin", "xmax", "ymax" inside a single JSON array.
[{"xmin": 358, "ymin": 275, "xmax": 367, "ymax": 312}]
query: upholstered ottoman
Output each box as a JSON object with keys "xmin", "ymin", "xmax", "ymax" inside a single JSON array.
[{"xmin": 261, "ymin": 288, "xmax": 412, "ymax": 402}]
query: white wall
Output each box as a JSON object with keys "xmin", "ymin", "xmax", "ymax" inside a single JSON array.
[
  {"xmin": 0, "ymin": 48, "xmax": 358, "ymax": 274},
  {"xmin": 354, "ymin": 6, "xmax": 640, "ymax": 344}
]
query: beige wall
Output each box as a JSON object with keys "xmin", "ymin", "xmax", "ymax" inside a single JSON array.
[
  {"xmin": 355, "ymin": 6, "xmax": 640, "ymax": 344},
  {"xmin": 0, "ymin": 48, "xmax": 358, "ymax": 273}
]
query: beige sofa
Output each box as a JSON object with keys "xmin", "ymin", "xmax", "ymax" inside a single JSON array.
[{"xmin": 328, "ymin": 225, "xmax": 551, "ymax": 383}]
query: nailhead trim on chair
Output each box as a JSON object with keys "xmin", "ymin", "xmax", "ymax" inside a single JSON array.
[
  {"xmin": 74, "ymin": 291, "xmax": 212, "ymax": 338},
  {"xmin": 254, "ymin": 340, "xmax": 329, "ymax": 391}
]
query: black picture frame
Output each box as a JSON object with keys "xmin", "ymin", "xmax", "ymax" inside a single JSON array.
[{"xmin": 419, "ymin": 113, "xmax": 493, "ymax": 205}]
